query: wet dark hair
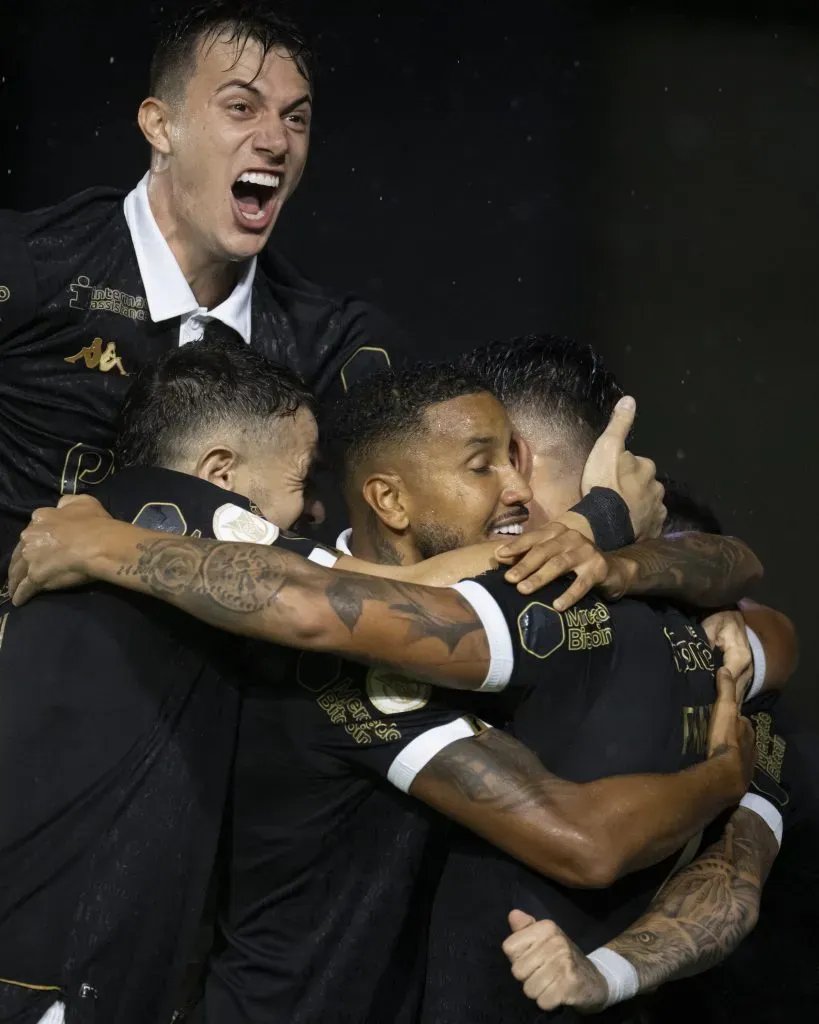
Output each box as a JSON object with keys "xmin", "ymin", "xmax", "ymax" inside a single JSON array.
[
  {"xmin": 660, "ymin": 475, "xmax": 723, "ymax": 535},
  {"xmin": 459, "ymin": 334, "xmax": 624, "ymax": 459},
  {"xmin": 322, "ymin": 362, "xmax": 491, "ymax": 491},
  {"xmin": 149, "ymin": 0, "xmax": 315, "ymax": 106},
  {"xmin": 115, "ymin": 322, "xmax": 314, "ymax": 469}
]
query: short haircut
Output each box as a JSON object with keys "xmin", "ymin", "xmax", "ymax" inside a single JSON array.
[
  {"xmin": 322, "ymin": 363, "xmax": 490, "ymax": 490},
  {"xmin": 660, "ymin": 475, "xmax": 723, "ymax": 535},
  {"xmin": 459, "ymin": 334, "xmax": 624, "ymax": 461},
  {"xmin": 115, "ymin": 323, "xmax": 315, "ymax": 470},
  {"xmin": 149, "ymin": 0, "xmax": 315, "ymax": 107}
]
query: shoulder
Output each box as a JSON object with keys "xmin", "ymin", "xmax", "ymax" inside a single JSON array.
[{"xmin": 0, "ymin": 186, "xmax": 126, "ymax": 249}]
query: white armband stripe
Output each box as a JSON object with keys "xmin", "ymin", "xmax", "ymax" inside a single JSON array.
[
  {"xmin": 744, "ymin": 626, "xmax": 766, "ymax": 701},
  {"xmin": 740, "ymin": 792, "xmax": 783, "ymax": 848},
  {"xmin": 449, "ymin": 580, "xmax": 514, "ymax": 691},
  {"xmin": 387, "ymin": 718, "xmax": 492, "ymax": 793},
  {"xmin": 307, "ymin": 546, "xmax": 340, "ymax": 568}
]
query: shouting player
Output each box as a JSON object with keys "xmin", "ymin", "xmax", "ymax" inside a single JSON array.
[{"xmin": 0, "ymin": 0, "xmax": 400, "ymax": 575}]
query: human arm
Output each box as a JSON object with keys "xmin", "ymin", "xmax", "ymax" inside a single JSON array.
[
  {"xmin": 407, "ymin": 670, "xmax": 753, "ymax": 888},
  {"xmin": 501, "ymin": 804, "xmax": 779, "ymax": 1012},
  {"xmin": 701, "ymin": 602, "xmax": 798, "ymax": 700}
]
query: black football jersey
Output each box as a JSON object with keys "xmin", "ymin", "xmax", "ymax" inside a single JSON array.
[
  {"xmin": 0, "ymin": 188, "xmax": 404, "ymax": 573},
  {"xmin": 421, "ymin": 569, "xmax": 747, "ymax": 1024},
  {"xmin": 0, "ymin": 466, "xmax": 332, "ymax": 1024},
  {"xmin": 204, "ymin": 650, "xmax": 488, "ymax": 1024}
]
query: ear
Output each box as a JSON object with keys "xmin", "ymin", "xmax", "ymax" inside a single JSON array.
[
  {"xmin": 361, "ymin": 472, "xmax": 409, "ymax": 531},
  {"xmin": 196, "ymin": 446, "xmax": 239, "ymax": 492},
  {"xmin": 138, "ymin": 97, "xmax": 174, "ymax": 157}
]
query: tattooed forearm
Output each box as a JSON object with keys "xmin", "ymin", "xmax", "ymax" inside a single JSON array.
[
  {"xmin": 109, "ymin": 533, "xmax": 489, "ymax": 685},
  {"xmin": 607, "ymin": 807, "xmax": 778, "ymax": 989},
  {"xmin": 417, "ymin": 729, "xmax": 570, "ymax": 814},
  {"xmin": 605, "ymin": 534, "xmax": 763, "ymax": 608}
]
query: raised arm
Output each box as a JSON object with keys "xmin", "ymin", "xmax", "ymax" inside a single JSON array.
[
  {"xmin": 502, "ymin": 803, "xmax": 778, "ymax": 1013},
  {"xmin": 408, "ymin": 674, "xmax": 752, "ymax": 888}
]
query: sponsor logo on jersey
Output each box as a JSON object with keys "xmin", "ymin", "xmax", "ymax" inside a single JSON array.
[
  {"xmin": 681, "ymin": 703, "xmax": 712, "ymax": 756},
  {"xmin": 366, "ymin": 667, "xmax": 431, "ymax": 714},
  {"xmin": 518, "ymin": 600, "xmax": 613, "ymax": 658},
  {"xmin": 69, "ymin": 276, "xmax": 147, "ymax": 321},
  {"xmin": 132, "ymin": 502, "xmax": 188, "ymax": 535},
  {"xmin": 663, "ymin": 623, "xmax": 714, "ymax": 675},
  {"xmin": 61, "ymin": 442, "xmax": 115, "ymax": 495},
  {"xmin": 749, "ymin": 711, "xmax": 789, "ymax": 808},
  {"xmin": 64, "ymin": 337, "xmax": 127, "ymax": 375},
  {"xmin": 212, "ymin": 503, "xmax": 280, "ymax": 545},
  {"xmin": 0, "ymin": 285, "xmax": 10, "ymax": 302}
]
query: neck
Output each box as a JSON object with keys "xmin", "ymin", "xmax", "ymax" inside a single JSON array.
[
  {"xmin": 147, "ymin": 172, "xmax": 239, "ymax": 309},
  {"xmin": 348, "ymin": 511, "xmax": 420, "ymax": 567}
]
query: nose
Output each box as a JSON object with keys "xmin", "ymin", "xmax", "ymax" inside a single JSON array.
[
  {"xmin": 501, "ymin": 465, "xmax": 533, "ymax": 509},
  {"xmin": 253, "ymin": 113, "xmax": 289, "ymax": 161}
]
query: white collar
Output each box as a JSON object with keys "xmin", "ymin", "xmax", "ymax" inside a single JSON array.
[
  {"xmin": 336, "ymin": 528, "xmax": 353, "ymax": 555},
  {"xmin": 123, "ymin": 172, "xmax": 256, "ymax": 342}
]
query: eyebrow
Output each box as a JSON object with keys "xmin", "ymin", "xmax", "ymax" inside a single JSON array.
[
  {"xmin": 465, "ymin": 435, "xmax": 495, "ymax": 448},
  {"xmin": 215, "ymin": 81, "xmax": 313, "ymax": 114}
]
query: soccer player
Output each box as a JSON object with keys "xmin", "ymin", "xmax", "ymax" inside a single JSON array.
[
  {"xmin": 0, "ymin": 0, "xmax": 399, "ymax": 575},
  {"xmin": 0, "ymin": 331, "xmax": 333, "ymax": 1024},
  {"xmin": 500, "ymin": 483, "xmax": 800, "ymax": 1019},
  {"xmin": 10, "ymin": 363, "xmax": 763, "ymax": 1022}
]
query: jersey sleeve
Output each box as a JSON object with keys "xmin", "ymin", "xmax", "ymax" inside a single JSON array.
[
  {"xmin": 740, "ymin": 692, "xmax": 797, "ymax": 843},
  {"xmin": 0, "ymin": 211, "xmax": 39, "ymax": 350},
  {"xmin": 304, "ymin": 663, "xmax": 490, "ymax": 793},
  {"xmin": 449, "ymin": 568, "xmax": 608, "ymax": 696}
]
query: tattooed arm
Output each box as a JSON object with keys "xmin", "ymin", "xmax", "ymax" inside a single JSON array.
[
  {"xmin": 502, "ymin": 805, "xmax": 778, "ymax": 1012},
  {"xmin": 599, "ymin": 533, "xmax": 763, "ymax": 610},
  {"xmin": 409, "ymin": 714, "xmax": 753, "ymax": 889}
]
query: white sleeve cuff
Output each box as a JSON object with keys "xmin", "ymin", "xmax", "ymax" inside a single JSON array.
[
  {"xmin": 740, "ymin": 792, "xmax": 783, "ymax": 848},
  {"xmin": 307, "ymin": 546, "xmax": 340, "ymax": 568},
  {"xmin": 744, "ymin": 626, "xmax": 766, "ymax": 701},
  {"xmin": 387, "ymin": 717, "xmax": 492, "ymax": 793},
  {"xmin": 449, "ymin": 580, "xmax": 514, "ymax": 691}
]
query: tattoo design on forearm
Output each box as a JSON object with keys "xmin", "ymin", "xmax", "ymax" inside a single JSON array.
[
  {"xmin": 607, "ymin": 809, "xmax": 775, "ymax": 988},
  {"xmin": 625, "ymin": 534, "xmax": 756, "ymax": 605}
]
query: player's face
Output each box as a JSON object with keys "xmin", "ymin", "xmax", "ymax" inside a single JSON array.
[
  {"xmin": 241, "ymin": 406, "xmax": 318, "ymax": 528},
  {"xmin": 402, "ymin": 393, "xmax": 532, "ymax": 558},
  {"xmin": 165, "ymin": 37, "xmax": 311, "ymax": 261}
]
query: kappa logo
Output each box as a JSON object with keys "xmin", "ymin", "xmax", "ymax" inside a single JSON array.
[
  {"xmin": 366, "ymin": 667, "xmax": 431, "ymax": 714},
  {"xmin": 68, "ymin": 276, "xmax": 147, "ymax": 321},
  {"xmin": 65, "ymin": 337, "xmax": 127, "ymax": 375},
  {"xmin": 212, "ymin": 503, "xmax": 280, "ymax": 545}
]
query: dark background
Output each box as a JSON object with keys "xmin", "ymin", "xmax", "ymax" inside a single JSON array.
[
  {"xmin": 2, "ymin": 3, "xmax": 818, "ymax": 1017},
  {"xmin": 1, "ymin": 0, "xmax": 817, "ymax": 730}
]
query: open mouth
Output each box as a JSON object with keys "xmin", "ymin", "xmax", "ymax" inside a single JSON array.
[{"xmin": 231, "ymin": 171, "xmax": 281, "ymax": 227}]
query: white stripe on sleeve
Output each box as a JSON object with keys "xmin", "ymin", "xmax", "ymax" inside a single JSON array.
[
  {"xmin": 387, "ymin": 718, "xmax": 492, "ymax": 793},
  {"xmin": 449, "ymin": 580, "xmax": 514, "ymax": 691}
]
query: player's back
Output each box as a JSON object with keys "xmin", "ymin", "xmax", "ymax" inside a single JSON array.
[
  {"xmin": 422, "ymin": 575, "xmax": 720, "ymax": 1024},
  {"xmin": 0, "ymin": 466, "xmax": 250, "ymax": 1024},
  {"xmin": 206, "ymin": 648, "xmax": 476, "ymax": 1024}
]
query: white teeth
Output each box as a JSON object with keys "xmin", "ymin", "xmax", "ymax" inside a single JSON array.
[
  {"xmin": 240, "ymin": 209, "xmax": 266, "ymax": 221},
  {"xmin": 492, "ymin": 523, "xmax": 524, "ymax": 535},
  {"xmin": 236, "ymin": 171, "xmax": 280, "ymax": 188}
]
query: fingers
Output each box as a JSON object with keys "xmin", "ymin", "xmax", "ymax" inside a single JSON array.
[
  {"xmin": 552, "ymin": 571, "xmax": 600, "ymax": 612},
  {"xmin": 502, "ymin": 916, "xmax": 557, "ymax": 961},
  {"xmin": 715, "ymin": 665, "xmax": 738, "ymax": 706},
  {"xmin": 507, "ymin": 909, "xmax": 536, "ymax": 933},
  {"xmin": 7, "ymin": 543, "xmax": 27, "ymax": 600},
  {"xmin": 11, "ymin": 574, "xmax": 39, "ymax": 607},
  {"xmin": 495, "ymin": 523, "xmax": 566, "ymax": 562},
  {"xmin": 600, "ymin": 396, "xmax": 637, "ymax": 450}
]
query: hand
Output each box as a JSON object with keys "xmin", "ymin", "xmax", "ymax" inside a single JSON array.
[
  {"xmin": 502, "ymin": 910, "xmax": 608, "ymax": 1013},
  {"xmin": 702, "ymin": 610, "xmax": 754, "ymax": 700},
  {"xmin": 495, "ymin": 522, "xmax": 608, "ymax": 611},
  {"xmin": 706, "ymin": 667, "xmax": 755, "ymax": 796},
  {"xmin": 580, "ymin": 396, "xmax": 666, "ymax": 541},
  {"xmin": 8, "ymin": 494, "xmax": 112, "ymax": 606}
]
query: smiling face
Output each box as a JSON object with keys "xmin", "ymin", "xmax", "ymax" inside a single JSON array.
[
  {"xmin": 144, "ymin": 34, "xmax": 311, "ymax": 262},
  {"xmin": 397, "ymin": 393, "xmax": 533, "ymax": 559}
]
